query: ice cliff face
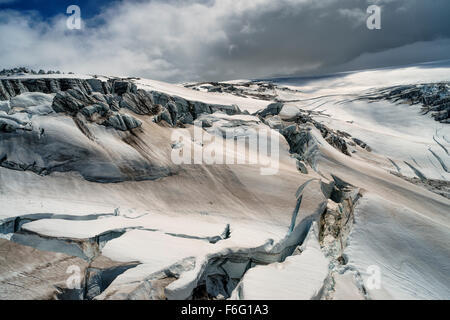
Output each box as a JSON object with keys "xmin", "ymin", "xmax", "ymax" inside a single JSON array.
[
  {"xmin": 0, "ymin": 77, "xmax": 241, "ymax": 182},
  {"xmin": 0, "ymin": 62, "xmax": 449, "ymax": 300}
]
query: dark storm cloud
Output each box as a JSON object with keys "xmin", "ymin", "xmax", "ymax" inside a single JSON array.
[{"xmin": 0, "ymin": 0, "xmax": 449, "ymax": 82}]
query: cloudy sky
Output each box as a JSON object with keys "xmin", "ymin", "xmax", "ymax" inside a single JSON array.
[{"xmin": 1, "ymin": 0, "xmax": 450, "ymax": 82}]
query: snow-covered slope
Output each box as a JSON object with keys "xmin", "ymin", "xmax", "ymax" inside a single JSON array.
[{"xmin": 0, "ymin": 62, "xmax": 449, "ymax": 300}]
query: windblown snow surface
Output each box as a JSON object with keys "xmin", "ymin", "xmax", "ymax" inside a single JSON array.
[{"xmin": 0, "ymin": 61, "xmax": 449, "ymax": 300}]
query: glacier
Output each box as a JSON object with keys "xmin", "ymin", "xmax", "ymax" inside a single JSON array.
[{"xmin": 0, "ymin": 61, "xmax": 449, "ymax": 300}]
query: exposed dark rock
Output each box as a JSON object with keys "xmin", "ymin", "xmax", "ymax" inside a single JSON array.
[
  {"xmin": 52, "ymin": 89, "xmax": 107, "ymax": 114},
  {"xmin": 22, "ymin": 79, "xmax": 50, "ymax": 93},
  {"xmin": 47, "ymin": 79, "xmax": 61, "ymax": 93},
  {"xmin": 1, "ymin": 80, "xmax": 16, "ymax": 98},
  {"xmin": 2, "ymin": 77, "xmax": 243, "ymax": 132},
  {"xmin": 364, "ymin": 82, "xmax": 450, "ymax": 123},
  {"xmin": 154, "ymin": 107, "xmax": 174, "ymax": 126},
  {"xmin": 314, "ymin": 122, "xmax": 350, "ymax": 156},
  {"xmin": 256, "ymin": 102, "xmax": 283, "ymax": 117},
  {"xmin": 352, "ymin": 138, "xmax": 372, "ymax": 152},
  {"xmin": 119, "ymin": 90, "xmax": 159, "ymax": 115},
  {"xmin": 0, "ymin": 78, "xmax": 97, "ymax": 101},
  {"xmin": 198, "ymin": 119, "xmax": 213, "ymax": 128},
  {"xmin": 10, "ymin": 80, "xmax": 29, "ymax": 95},
  {"xmin": 212, "ymin": 104, "xmax": 241, "ymax": 116},
  {"xmin": 113, "ymin": 81, "xmax": 137, "ymax": 96},
  {"xmin": 103, "ymin": 113, "xmax": 142, "ymax": 131},
  {"xmin": 61, "ymin": 79, "xmax": 92, "ymax": 94},
  {"xmin": 184, "ymin": 81, "xmax": 281, "ymax": 101},
  {"xmin": 0, "ymin": 67, "xmax": 35, "ymax": 76},
  {"xmin": 0, "ymin": 81, "xmax": 11, "ymax": 100},
  {"xmin": 86, "ymin": 79, "xmax": 106, "ymax": 94},
  {"xmin": 281, "ymin": 125, "xmax": 319, "ymax": 168},
  {"xmin": 152, "ymin": 91, "xmax": 172, "ymax": 106},
  {"xmin": 391, "ymin": 172, "xmax": 450, "ymax": 200},
  {"xmin": 151, "ymin": 91, "xmax": 240, "ymax": 125},
  {"xmin": 80, "ymin": 104, "xmax": 110, "ymax": 119}
]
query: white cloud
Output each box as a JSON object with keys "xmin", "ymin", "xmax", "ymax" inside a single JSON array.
[{"xmin": 0, "ymin": 0, "xmax": 449, "ymax": 82}]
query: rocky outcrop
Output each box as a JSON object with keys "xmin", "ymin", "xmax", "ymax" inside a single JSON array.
[
  {"xmin": 256, "ymin": 102, "xmax": 284, "ymax": 117},
  {"xmin": 52, "ymin": 88, "xmax": 144, "ymax": 132},
  {"xmin": 80, "ymin": 104, "xmax": 110, "ymax": 118},
  {"xmin": 52, "ymin": 89, "xmax": 109, "ymax": 114},
  {"xmin": 0, "ymin": 77, "xmax": 246, "ymax": 183},
  {"xmin": 0, "ymin": 78, "xmax": 122, "ymax": 101},
  {"xmin": 295, "ymin": 115, "xmax": 351, "ymax": 157},
  {"xmin": 281, "ymin": 125, "xmax": 320, "ymax": 169},
  {"xmin": 113, "ymin": 81, "xmax": 137, "ymax": 96},
  {"xmin": 390, "ymin": 172, "xmax": 450, "ymax": 200},
  {"xmin": 103, "ymin": 113, "xmax": 142, "ymax": 131},
  {"xmin": 152, "ymin": 92, "xmax": 242, "ymax": 126},
  {"xmin": 364, "ymin": 82, "xmax": 450, "ymax": 123},
  {"xmin": 0, "ymin": 78, "xmax": 102, "ymax": 101},
  {"xmin": 1, "ymin": 76, "xmax": 243, "ymax": 130},
  {"xmin": 0, "ymin": 80, "xmax": 13, "ymax": 100},
  {"xmin": 263, "ymin": 108, "xmax": 356, "ymax": 159},
  {"xmin": 120, "ymin": 90, "xmax": 159, "ymax": 115},
  {"xmin": 48, "ymin": 78, "xmax": 242, "ymax": 129},
  {"xmin": 184, "ymin": 81, "xmax": 294, "ymax": 101},
  {"xmin": 351, "ymin": 138, "xmax": 372, "ymax": 152},
  {"xmin": 0, "ymin": 67, "xmax": 63, "ymax": 77}
]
